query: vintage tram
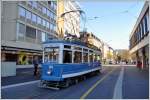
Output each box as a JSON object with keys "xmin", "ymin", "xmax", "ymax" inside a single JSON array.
[{"xmin": 39, "ymin": 39, "xmax": 102, "ymax": 89}]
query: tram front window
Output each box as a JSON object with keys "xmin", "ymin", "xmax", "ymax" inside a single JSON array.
[
  {"xmin": 63, "ymin": 50, "xmax": 72, "ymax": 63},
  {"xmin": 44, "ymin": 47, "xmax": 59, "ymax": 63}
]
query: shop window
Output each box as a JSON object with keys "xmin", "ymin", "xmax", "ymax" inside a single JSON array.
[
  {"xmin": 63, "ymin": 50, "xmax": 72, "ymax": 63},
  {"xmin": 5, "ymin": 53, "xmax": 17, "ymax": 62},
  {"xmin": 26, "ymin": 26, "xmax": 36, "ymax": 38}
]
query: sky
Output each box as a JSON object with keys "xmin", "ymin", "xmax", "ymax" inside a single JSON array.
[{"xmin": 78, "ymin": 0, "xmax": 145, "ymax": 50}]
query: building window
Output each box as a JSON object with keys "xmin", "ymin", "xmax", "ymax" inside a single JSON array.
[
  {"xmin": 32, "ymin": 1, "xmax": 37, "ymax": 8},
  {"xmin": 19, "ymin": 6, "xmax": 26, "ymax": 17},
  {"xmin": 42, "ymin": 32, "xmax": 46, "ymax": 42},
  {"xmin": 53, "ymin": 2, "xmax": 57, "ymax": 11},
  {"xmin": 26, "ymin": 10, "xmax": 31, "ymax": 20},
  {"xmin": 26, "ymin": 26, "xmax": 36, "ymax": 38},
  {"xmin": 146, "ymin": 12, "xmax": 149, "ymax": 32},
  {"xmin": 37, "ymin": 3, "xmax": 42, "ymax": 12},
  {"xmin": 42, "ymin": 19, "xmax": 46, "ymax": 27},
  {"xmin": 37, "ymin": 16, "xmax": 42, "ymax": 24},
  {"xmin": 51, "ymin": 12, "xmax": 54, "ymax": 19},
  {"xmin": 32, "ymin": 13, "xmax": 37, "ymax": 23},
  {"xmin": 48, "ymin": 1, "xmax": 51, "ymax": 7},
  {"xmin": 46, "ymin": 21, "xmax": 50, "ymax": 29},
  {"xmin": 28, "ymin": 1, "xmax": 32, "ymax": 6},
  {"xmin": 144, "ymin": 15, "xmax": 148, "ymax": 33},
  {"xmin": 47, "ymin": 9, "xmax": 50, "ymax": 18},
  {"xmin": 54, "ymin": 25, "xmax": 56, "ymax": 31},
  {"xmin": 42, "ymin": 6, "xmax": 47, "ymax": 14},
  {"xmin": 141, "ymin": 20, "xmax": 144, "ymax": 37},
  {"xmin": 17, "ymin": 23, "xmax": 25, "ymax": 40},
  {"xmin": 37, "ymin": 30, "xmax": 42, "ymax": 42}
]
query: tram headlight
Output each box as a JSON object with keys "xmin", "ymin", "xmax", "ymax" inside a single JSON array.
[
  {"xmin": 47, "ymin": 66, "xmax": 53, "ymax": 75},
  {"xmin": 47, "ymin": 68, "xmax": 52, "ymax": 75}
]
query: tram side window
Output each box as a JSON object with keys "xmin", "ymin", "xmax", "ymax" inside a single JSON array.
[
  {"xmin": 83, "ymin": 53, "xmax": 88, "ymax": 62},
  {"xmin": 74, "ymin": 51, "xmax": 82, "ymax": 63},
  {"xmin": 94, "ymin": 54, "xmax": 97, "ymax": 61},
  {"xmin": 89, "ymin": 54, "xmax": 93, "ymax": 62},
  {"xmin": 97, "ymin": 55, "xmax": 101, "ymax": 61},
  {"xmin": 63, "ymin": 50, "xmax": 72, "ymax": 63}
]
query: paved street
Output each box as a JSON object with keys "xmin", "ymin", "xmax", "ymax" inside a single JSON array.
[{"xmin": 1, "ymin": 65, "xmax": 149, "ymax": 99}]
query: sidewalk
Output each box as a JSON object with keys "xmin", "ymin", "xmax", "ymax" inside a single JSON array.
[
  {"xmin": 102, "ymin": 64, "xmax": 136, "ymax": 67},
  {"xmin": 1, "ymin": 68, "xmax": 41, "ymax": 86}
]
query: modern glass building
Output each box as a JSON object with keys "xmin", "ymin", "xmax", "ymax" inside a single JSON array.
[
  {"xmin": 129, "ymin": 1, "xmax": 149, "ymax": 69},
  {"xmin": 1, "ymin": 1, "xmax": 57, "ymax": 66}
]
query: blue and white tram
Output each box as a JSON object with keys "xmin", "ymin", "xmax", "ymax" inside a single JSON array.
[{"xmin": 40, "ymin": 40, "xmax": 102, "ymax": 88}]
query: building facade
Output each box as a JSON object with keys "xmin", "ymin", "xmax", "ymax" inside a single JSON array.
[
  {"xmin": 129, "ymin": 1, "xmax": 149, "ymax": 68},
  {"xmin": 103, "ymin": 43, "xmax": 114, "ymax": 64},
  {"xmin": 57, "ymin": 0, "xmax": 80, "ymax": 38},
  {"xmin": 1, "ymin": 1, "xmax": 57, "ymax": 65}
]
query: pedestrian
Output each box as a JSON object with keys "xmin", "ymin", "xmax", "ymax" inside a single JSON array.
[
  {"xmin": 137, "ymin": 60, "xmax": 142, "ymax": 70},
  {"xmin": 33, "ymin": 56, "xmax": 39, "ymax": 76}
]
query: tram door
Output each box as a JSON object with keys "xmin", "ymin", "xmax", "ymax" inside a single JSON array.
[{"xmin": 44, "ymin": 47, "xmax": 59, "ymax": 63}]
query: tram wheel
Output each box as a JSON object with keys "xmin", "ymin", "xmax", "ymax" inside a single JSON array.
[
  {"xmin": 83, "ymin": 76, "xmax": 86, "ymax": 80},
  {"xmin": 64, "ymin": 79, "xmax": 70, "ymax": 87},
  {"xmin": 75, "ymin": 79, "xmax": 78, "ymax": 84}
]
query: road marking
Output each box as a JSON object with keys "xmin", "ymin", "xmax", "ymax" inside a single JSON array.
[
  {"xmin": 113, "ymin": 67, "xmax": 124, "ymax": 99},
  {"xmin": 1, "ymin": 80, "xmax": 40, "ymax": 89},
  {"xmin": 80, "ymin": 69, "xmax": 116, "ymax": 99}
]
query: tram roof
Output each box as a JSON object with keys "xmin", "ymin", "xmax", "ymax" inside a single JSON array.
[
  {"xmin": 43, "ymin": 39, "xmax": 101, "ymax": 51},
  {"xmin": 43, "ymin": 39, "xmax": 86, "ymax": 46}
]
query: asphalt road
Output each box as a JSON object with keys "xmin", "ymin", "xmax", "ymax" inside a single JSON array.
[{"xmin": 1, "ymin": 65, "xmax": 149, "ymax": 99}]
